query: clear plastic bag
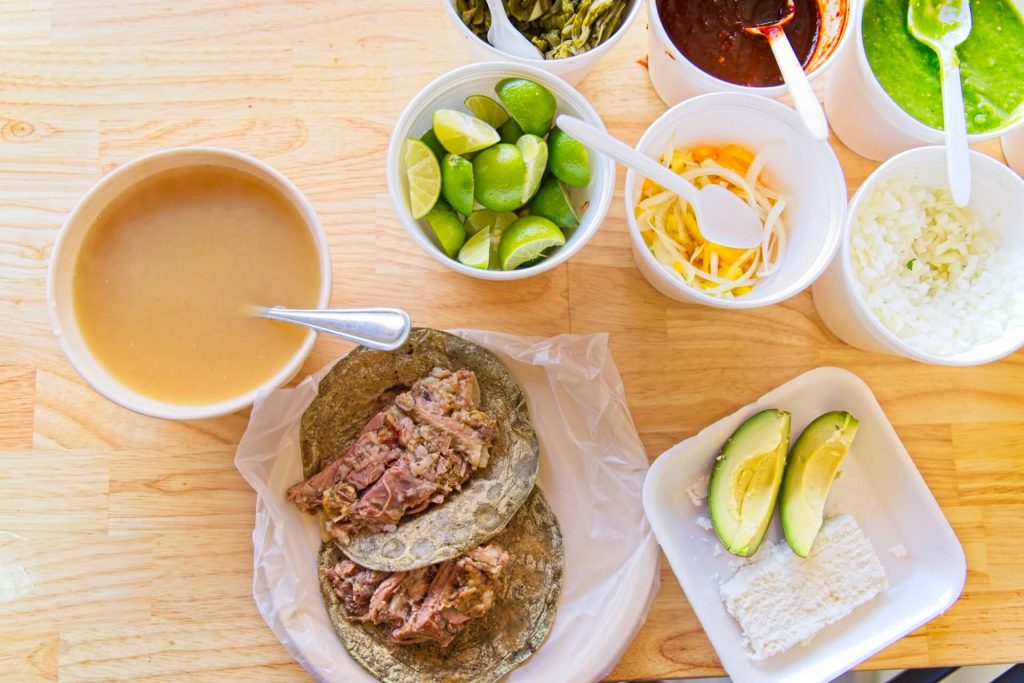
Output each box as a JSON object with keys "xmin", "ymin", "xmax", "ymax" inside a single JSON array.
[{"xmin": 234, "ymin": 330, "xmax": 660, "ymax": 682}]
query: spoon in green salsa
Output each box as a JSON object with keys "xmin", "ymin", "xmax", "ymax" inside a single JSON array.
[{"xmin": 908, "ymin": 0, "xmax": 973, "ymax": 206}]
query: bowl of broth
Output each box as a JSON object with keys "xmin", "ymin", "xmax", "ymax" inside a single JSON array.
[{"xmin": 48, "ymin": 147, "xmax": 331, "ymax": 420}]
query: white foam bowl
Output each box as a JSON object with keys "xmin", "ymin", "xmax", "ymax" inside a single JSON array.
[
  {"xmin": 625, "ymin": 93, "xmax": 847, "ymax": 309},
  {"xmin": 47, "ymin": 147, "xmax": 332, "ymax": 420},
  {"xmin": 812, "ymin": 147, "xmax": 1024, "ymax": 365},
  {"xmin": 441, "ymin": 0, "xmax": 643, "ymax": 87},
  {"xmin": 387, "ymin": 62, "xmax": 615, "ymax": 280}
]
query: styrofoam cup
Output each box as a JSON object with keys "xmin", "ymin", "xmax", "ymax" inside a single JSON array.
[
  {"xmin": 646, "ymin": 0, "xmax": 854, "ymax": 106},
  {"xmin": 625, "ymin": 93, "xmax": 847, "ymax": 309},
  {"xmin": 441, "ymin": 0, "xmax": 642, "ymax": 86},
  {"xmin": 825, "ymin": 0, "xmax": 1024, "ymax": 162},
  {"xmin": 811, "ymin": 147, "xmax": 1024, "ymax": 365}
]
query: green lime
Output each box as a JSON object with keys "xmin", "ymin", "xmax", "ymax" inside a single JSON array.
[
  {"xmin": 497, "ymin": 216, "xmax": 566, "ymax": 270},
  {"xmin": 432, "ymin": 109, "xmax": 500, "ymax": 155},
  {"xmin": 441, "ymin": 154, "xmax": 474, "ymax": 217},
  {"xmin": 529, "ymin": 176, "xmax": 579, "ymax": 230},
  {"xmin": 404, "ymin": 138, "xmax": 441, "ymax": 220},
  {"xmin": 495, "ymin": 78, "xmax": 557, "ymax": 137},
  {"xmin": 464, "ymin": 95, "xmax": 509, "ymax": 128},
  {"xmin": 457, "ymin": 225, "xmax": 492, "ymax": 269},
  {"xmin": 464, "ymin": 209, "xmax": 517, "ymax": 236},
  {"xmin": 472, "ymin": 143, "xmax": 527, "ymax": 212},
  {"xmin": 547, "ymin": 127, "xmax": 591, "ymax": 187},
  {"xmin": 424, "ymin": 199, "xmax": 467, "ymax": 258},
  {"xmin": 516, "ymin": 134, "xmax": 548, "ymax": 204},
  {"xmin": 419, "ymin": 128, "xmax": 446, "ymax": 161},
  {"xmin": 497, "ymin": 118, "xmax": 524, "ymax": 144}
]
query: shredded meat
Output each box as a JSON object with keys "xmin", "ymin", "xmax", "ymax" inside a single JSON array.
[
  {"xmin": 325, "ymin": 544, "xmax": 510, "ymax": 647},
  {"xmin": 287, "ymin": 368, "xmax": 498, "ymax": 542}
]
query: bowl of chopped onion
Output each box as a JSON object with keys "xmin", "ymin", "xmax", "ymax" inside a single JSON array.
[{"xmin": 625, "ymin": 92, "xmax": 847, "ymax": 309}]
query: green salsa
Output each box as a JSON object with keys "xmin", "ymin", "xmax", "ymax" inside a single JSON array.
[{"xmin": 863, "ymin": 0, "xmax": 1024, "ymax": 133}]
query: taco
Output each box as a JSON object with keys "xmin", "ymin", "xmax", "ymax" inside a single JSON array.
[
  {"xmin": 319, "ymin": 487, "xmax": 563, "ymax": 683},
  {"xmin": 288, "ymin": 328, "xmax": 539, "ymax": 572}
]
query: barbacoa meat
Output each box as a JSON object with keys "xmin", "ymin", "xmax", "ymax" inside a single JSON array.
[
  {"xmin": 325, "ymin": 544, "xmax": 510, "ymax": 647},
  {"xmin": 287, "ymin": 368, "xmax": 498, "ymax": 543}
]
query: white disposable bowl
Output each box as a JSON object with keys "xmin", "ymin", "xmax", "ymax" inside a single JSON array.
[
  {"xmin": 387, "ymin": 62, "xmax": 616, "ymax": 280},
  {"xmin": 47, "ymin": 147, "xmax": 332, "ymax": 420},
  {"xmin": 825, "ymin": 0, "xmax": 1024, "ymax": 161},
  {"xmin": 812, "ymin": 147, "xmax": 1024, "ymax": 365},
  {"xmin": 625, "ymin": 93, "xmax": 847, "ymax": 309},
  {"xmin": 441, "ymin": 0, "xmax": 643, "ymax": 86},
  {"xmin": 646, "ymin": 0, "xmax": 854, "ymax": 106}
]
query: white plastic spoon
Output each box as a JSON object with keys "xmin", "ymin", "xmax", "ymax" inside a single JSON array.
[
  {"xmin": 484, "ymin": 0, "xmax": 544, "ymax": 60},
  {"xmin": 556, "ymin": 115, "xmax": 763, "ymax": 250}
]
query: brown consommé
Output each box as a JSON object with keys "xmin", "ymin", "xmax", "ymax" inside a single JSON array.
[{"xmin": 72, "ymin": 165, "xmax": 322, "ymax": 406}]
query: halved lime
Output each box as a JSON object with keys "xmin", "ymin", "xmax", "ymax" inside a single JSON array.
[
  {"xmin": 498, "ymin": 216, "xmax": 566, "ymax": 270},
  {"xmin": 472, "ymin": 143, "xmax": 527, "ymax": 212},
  {"xmin": 457, "ymin": 225, "xmax": 492, "ymax": 269},
  {"xmin": 404, "ymin": 138, "xmax": 441, "ymax": 219},
  {"xmin": 548, "ymin": 127, "xmax": 591, "ymax": 187},
  {"xmin": 424, "ymin": 199, "xmax": 467, "ymax": 258},
  {"xmin": 529, "ymin": 176, "xmax": 579, "ymax": 229},
  {"xmin": 516, "ymin": 134, "xmax": 548, "ymax": 204},
  {"xmin": 498, "ymin": 118, "xmax": 524, "ymax": 144},
  {"xmin": 464, "ymin": 95, "xmax": 509, "ymax": 128},
  {"xmin": 495, "ymin": 78, "xmax": 557, "ymax": 137},
  {"xmin": 419, "ymin": 128, "xmax": 446, "ymax": 161},
  {"xmin": 441, "ymin": 154, "xmax": 475, "ymax": 217},
  {"xmin": 432, "ymin": 109, "xmax": 500, "ymax": 156},
  {"xmin": 464, "ymin": 209, "xmax": 517, "ymax": 236}
]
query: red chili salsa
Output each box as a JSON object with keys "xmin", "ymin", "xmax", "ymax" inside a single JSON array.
[{"xmin": 656, "ymin": 0, "xmax": 822, "ymax": 87}]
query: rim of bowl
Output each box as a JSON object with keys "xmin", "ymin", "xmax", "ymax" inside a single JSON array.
[
  {"xmin": 837, "ymin": 146, "xmax": 1024, "ymax": 365},
  {"xmin": 624, "ymin": 92, "xmax": 848, "ymax": 309},
  {"xmin": 646, "ymin": 0, "xmax": 855, "ymax": 98},
  {"xmin": 441, "ymin": 0, "xmax": 644, "ymax": 67},
  {"xmin": 851, "ymin": 0, "xmax": 1024, "ymax": 143},
  {"xmin": 386, "ymin": 61, "xmax": 616, "ymax": 281},
  {"xmin": 46, "ymin": 146, "xmax": 333, "ymax": 420}
]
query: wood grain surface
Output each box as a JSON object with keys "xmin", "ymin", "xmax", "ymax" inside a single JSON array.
[{"xmin": 2, "ymin": 1, "xmax": 1022, "ymax": 681}]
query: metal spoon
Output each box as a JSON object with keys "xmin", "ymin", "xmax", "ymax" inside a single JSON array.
[
  {"xmin": 556, "ymin": 114, "xmax": 764, "ymax": 250},
  {"xmin": 908, "ymin": 0, "xmax": 972, "ymax": 206},
  {"xmin": 484, "ymin": 0, "xmax": 545, "ymax": 60},
  {"xmin": 741, "ymin": 0, "xmax": 829, "ymax": 142},
  {"xmin": 257, "ymin": 306, "xmax": 411, "ymax": 351}
]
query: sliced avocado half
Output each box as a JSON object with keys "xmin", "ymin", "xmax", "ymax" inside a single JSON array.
[
  {"xmin": 708, "ymin": 409, "xmax": 791, "ymax": 557},
  {"xmin": 780, "ymin": 411, "xmax": 859, "ymax": 557}
]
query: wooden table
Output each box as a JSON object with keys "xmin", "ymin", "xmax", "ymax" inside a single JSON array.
[{"xmin": 2, "ymin": 2, "xmax": 1022, "ymax": 681}]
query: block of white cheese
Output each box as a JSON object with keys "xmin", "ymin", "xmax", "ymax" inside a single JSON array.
[{"xmin": 719, "ymin": 514, "xmax": 888, "ymax": 660}]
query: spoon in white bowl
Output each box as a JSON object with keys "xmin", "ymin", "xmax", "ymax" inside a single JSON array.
[
  {"xmin": 257, "ymin": 306, "xmax": 411, "ymax": 351},
  {"xmin": 741, "ymin": 0, "xmax": 829, "ymax": 142},
  {"xmin": 556, "ymin": 115, "xmax": 763, "ymax": 250},
  {"xmin": 484, "ymin": 0, "xmax": 545, "ymax": 60}
]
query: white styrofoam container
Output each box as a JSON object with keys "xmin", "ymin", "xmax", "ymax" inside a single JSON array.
[{"xmin": 642, "ymin": 367, "xmax": 966, "ymax": 683}]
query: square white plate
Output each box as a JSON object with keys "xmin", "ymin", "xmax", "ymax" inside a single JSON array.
[{"xmin": 643, "ymin": 367, "xmax": 966, "ymax": 683}]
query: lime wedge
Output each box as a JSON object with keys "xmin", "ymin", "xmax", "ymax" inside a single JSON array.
[
  {"xmin": 424, "ymin": 199, "xmax": 467, "ymax": 258},
  {"xmin": 457, "ymin": 225, "xmax": 492, "ymax": 269},
  {"xmin": 495, "ymin": 78, "xmax": 557, "ymax": 137},
  {"xmin": 548, "ymin": 127, "xmax": 591, "ymax": 187},
  {"xmin": 472, "ymin": 143, "xmax": 527, "ymax": 212},
  {"xmin": 441, "ymin": 154, "xmax": 475, "ymax": 217},
  {"xmin": 498, "ymin": 216, "xmax": 566, "ymax": 270},
  {"xmin": 516, "ymin": 134, "xmax": 548, "ymax": 204},
  {"xmin": 432, "ymin": 109, "xmax": 500, "ymax": 156},
  {"xmin": 465, "ymin": 209, "xmax": 517, "ymax": 236},
  {"xmin": 464, "ymin": 95, "xmax": 509, "ymax": 128},
  {"xmin": 529, "ymin": 176, "xmax": 579, "ymax": 230},
  {"xmin": 404, "ymin": 138, "xmax": 441, "ymax": 220},
  {"xmin": 498, "ymin": 118, "xmax": 524, "ymax": 144},
  {"xmin": 419, "ymin": 128, "xmax": 446, "ymax": 161}
]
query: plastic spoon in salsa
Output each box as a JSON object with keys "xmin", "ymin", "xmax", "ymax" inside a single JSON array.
[
  {"xmin": 741, "ymin": 0, "xmax": 829, "ymax": 141},
  {"xmin": 257, "ymin": 306, "xmax": 411, "ymax": 351},
  {"xmin": 908, "ymin": 0, "xmax": 972, "ymax": 206},
  {"xmin": 484, "ymin": 0, "xmax": 544, "ymax": 60},
  {"xmin": 556, "ymin": 115, "xmax": 763, "ymax": 250}
]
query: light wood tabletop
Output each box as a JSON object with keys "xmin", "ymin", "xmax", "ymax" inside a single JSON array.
[{"xmin": 2, "ymin": 2, "xmax": 1022, "ymax": 681}]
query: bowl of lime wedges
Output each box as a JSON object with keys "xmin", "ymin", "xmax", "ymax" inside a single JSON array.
[{"xmin": 388, "ymin": 61, "xmax": 615, "ymax": 280}]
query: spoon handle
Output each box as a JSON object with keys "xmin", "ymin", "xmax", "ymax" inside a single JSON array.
[
  {"xmin": 939, "ymin": 49, "xmax": 971, "ymax": 207},
  {"xmin": 766, "ymin": 27, "xmax": 829, "ymax": 142},
  {"xmin": 555, "ymin": 114, "xmax": 702, "ymax": 206},
  {"xmin": 261, "ymin": 307, "xmax": 411, "ymax": 351}
]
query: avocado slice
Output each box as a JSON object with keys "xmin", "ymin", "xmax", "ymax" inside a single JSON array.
[
  {"xmin": 708, "ymin": 409, "xmax": 791, "ymax": 557},
  {"xmin": 780, "ymin": 411, "xmax": 859, "ymax": 557}
]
